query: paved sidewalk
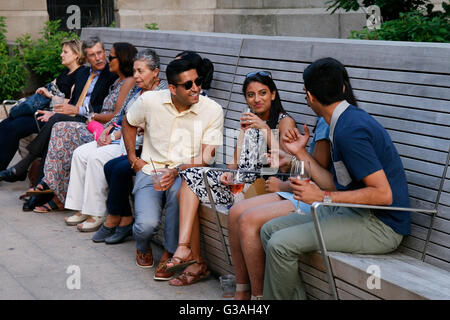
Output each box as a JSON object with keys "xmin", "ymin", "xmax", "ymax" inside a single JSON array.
[{"xmin": 0, "ymin": 179, "xmax": 223, "ymax": 300}]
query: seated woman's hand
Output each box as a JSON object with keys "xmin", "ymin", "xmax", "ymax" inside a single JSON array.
[
  {"xmin": 36, "ymin": 110, "xmax": 54, "ymax": 122},
  {"xmin": 97, "ymin": 126, "xmax": 113, "ymax": 147},
  {"xmin": 220, "ymin": 172, "xmax": 233, "ymax": 186},
  {"xmin": 240, "ymin": 112, "xmax": 268, "ymax": 131},
  {"xmin": 36, "ymin": 87, "xmax": 52, "ymax": 98}
]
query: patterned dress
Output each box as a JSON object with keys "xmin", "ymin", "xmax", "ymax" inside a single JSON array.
[
  {"xmin": 180, "ymin": 113, "xmax": 289, "ymax": 206},
  {"xmin": 42, "ymin": 78, "xmax": 126, "ymax": 204}
]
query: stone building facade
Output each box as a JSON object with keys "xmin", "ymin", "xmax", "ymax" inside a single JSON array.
[{"xmin": 0, "ymin": 0, "xmax": 445, "ymax": 42}]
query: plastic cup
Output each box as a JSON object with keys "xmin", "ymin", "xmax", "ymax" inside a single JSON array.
[
  {"xmin": 152, "ymin": 172, "xmax": 164, "ymax": 191},
  {"xmin": 219, "ymin": 274, "xmax": 236, "ymax": 298},
  {"xmin": 50, "ymin": 95, "xmax": 64, "ymax": 111}
]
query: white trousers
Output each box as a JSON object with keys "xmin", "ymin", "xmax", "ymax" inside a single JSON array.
[{"xmin": 65, "ymin": 141, "xmax": 124, "ymax": 216}]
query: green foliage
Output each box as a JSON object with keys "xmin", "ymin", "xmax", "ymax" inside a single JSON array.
[
  {"xmin": 326, "ymin": 0, "xmax": 427, "ymax": 21},
  {"xmin": 15, "ymin": 20, "xmax": 79, "ymax": 84},
  {"xmin": 0, "ymin": 55, "xmax": 29, "ymax": 100},
  {"xmin": 0, "ymin": 19, "xmax": 79, "ymax": 100},
  {"xmin": 145, "ymin": 23, "xmax": 159, "ymax": 30},
  {"xmin": 349, "ymin": 4, "xmax": 450, "ymax": 42},
  {"xmin": 0, "ymin": 17, "xmax": 28, "ymax": 100},
  {"xmin": 0, "ymin": 16, "xmax": 8, "ymax": 56}
]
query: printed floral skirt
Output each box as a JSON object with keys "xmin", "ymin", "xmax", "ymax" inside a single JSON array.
[
  {"xmin": 42, "ymin": 121, "xmax": 94, "ymax": 204},
  {"xmin": 180, "ymin": 167, "xmax": 235, "ymax": 205}
]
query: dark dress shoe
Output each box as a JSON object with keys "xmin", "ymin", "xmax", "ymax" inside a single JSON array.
[
  {"xmin": 0, "ymin": 168, "xmax": 27, "ymax": 182},
  {"xmin": 105, "ymin": 224, "xmax": 133, "ymax": 244},
  {"xmin": 92, "ymin": 224, "xmax": 116, "ymax": 243}
]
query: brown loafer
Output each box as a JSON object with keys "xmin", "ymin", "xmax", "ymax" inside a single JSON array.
[
  {"xmin": 153, "ymin": 258, "xmax": 175, "ymax": 281},
  {"xmin": 136, "ymin": 249, "xmax": 154, "ymax": 268}
]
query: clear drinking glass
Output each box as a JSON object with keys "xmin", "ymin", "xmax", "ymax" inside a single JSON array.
[
  {"xmin": 219, "ymin": 274, "xmax": 236, "ymax": 298},
  {"xmin": 240, "ymin": 106, "xmax": 252, "ymax": 130},
  {"xmin": 290, "ymin": 159, "xmax": 311, "ymax": 214},
  {"xmin": 50, "ymin": 93, "xmax": 65, "ymax": 112}
]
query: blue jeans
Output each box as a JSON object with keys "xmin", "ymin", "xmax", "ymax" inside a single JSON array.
[
  {"xmin": 132, "ymin": 170, "xmax": 181, "ymax": 254},
  {"xmin": 104, "ymin": 155, "xmax": 134, "ymax": 217},
  {"xmin": 9, "ymin": 93, "xmax": 50, "ymax": 119},
  {"xmin": 0, "ymin": 115, "xmax": 41, "ymax": 170}
]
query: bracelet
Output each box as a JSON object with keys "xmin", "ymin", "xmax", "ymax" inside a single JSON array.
[{"xmin": 131, "ymin": 157, "xmax": 140, "ymax": 169}]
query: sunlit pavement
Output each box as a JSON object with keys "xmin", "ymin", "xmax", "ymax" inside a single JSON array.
[{"xmin": 0, "ymin": 178, "xmax": 223, "ymax": 300}]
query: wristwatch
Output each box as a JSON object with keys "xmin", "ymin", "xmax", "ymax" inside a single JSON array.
[
  {"xmin": 110, "ymin": 132, "xmax": 117, "ymax": 141},
  {"xmin": 323, "ymin": 191, "xmax": 332, "ymax": 203}
]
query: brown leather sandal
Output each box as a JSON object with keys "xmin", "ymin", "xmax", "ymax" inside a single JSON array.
[
  {"xmin": 168, "ymin": 261, "xmax": 210, "ymax": 286},
  {"xmin": 165, "ymin": 243, "xmax": 197, "ymax": 273}
]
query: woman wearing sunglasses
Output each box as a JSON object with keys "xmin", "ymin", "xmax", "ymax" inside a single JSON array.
[
  {"xmin": 163, "ymin": 71, "xmax": 296, "ymax": 286},
  {"xmin": 30, "ymin": 42, "xmax": 137, "ymax": 214}
]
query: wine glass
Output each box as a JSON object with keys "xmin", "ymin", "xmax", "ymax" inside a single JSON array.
[
  {"xmin": 86, "ymin": 101, "xmax": 95, "ymax": 122},
  {"xmin": 229, "ymin": 170, "xmax": 245, "ymax": 195},
  {"xmin": 290, "ymin": 159, "xmax": 311, "ymax": 214}
]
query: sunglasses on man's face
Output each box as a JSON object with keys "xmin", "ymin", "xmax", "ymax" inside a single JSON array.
[
  {"xmin": 108, "ymin": 55, "xmax": 118, "ymax": 62},
  {"xmin": 245, "ymin": 71, "xmax": 272, "ymax": 78},
  {"xmin": 174, "ymin": 77, "xmax": 203, "ymax": 90}
]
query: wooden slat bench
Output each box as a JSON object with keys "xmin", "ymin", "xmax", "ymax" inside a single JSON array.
[{"xmin": 81, "ymin": 27, "xmax": 450, "ymax": 299}]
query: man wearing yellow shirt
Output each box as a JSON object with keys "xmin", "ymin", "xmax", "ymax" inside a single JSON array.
[{"xmin": 122, "ymin": 59, "xmax": 224, "ymax": 280}]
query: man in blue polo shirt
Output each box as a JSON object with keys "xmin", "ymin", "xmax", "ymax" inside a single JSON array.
[{"xmin": 260, "ymin": 57, "xmax": 410, "ymax": 300}]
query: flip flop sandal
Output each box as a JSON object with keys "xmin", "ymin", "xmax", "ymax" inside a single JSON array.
[
  {"xmin": 165, "ymin": 243, "xmax": 197, "ymax": 273},
  {"xmin": 33, "ymin": 199, "xmax": 63, "ymax": 213}
]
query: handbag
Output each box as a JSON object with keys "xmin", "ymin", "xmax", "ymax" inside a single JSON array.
[{"xmin": 87, "ymin": 120, "xmax": 105, "ymax": 140}]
